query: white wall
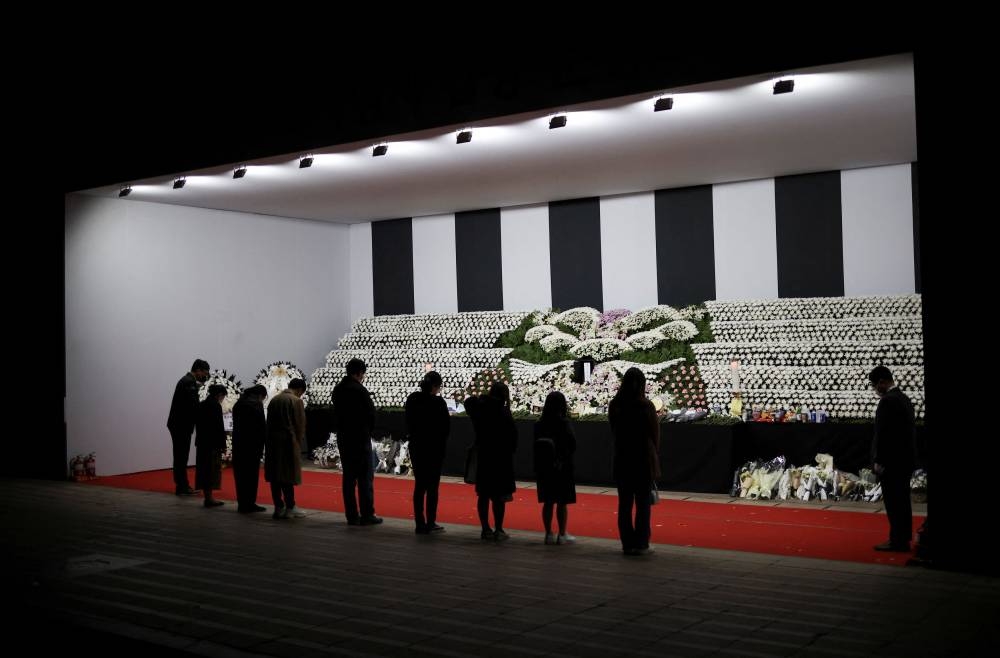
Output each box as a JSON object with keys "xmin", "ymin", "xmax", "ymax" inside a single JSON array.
[
  {"xmin": 600, "ymin": 192, "xmax": 658, "ymax": 311},
  {"xmin": 412, "ymin": 214, "xmax": 458, "ymax": 314},
  {"xmin": 349, "ymin": 222, "xmax": 374, "ymax": 325},
  {"xmin": 500, "ymin": 204, "xmax": 552, "ymax": 311},
  {"xmin": 65, "ymin": 194, "xmax": 351, "ymax": 475},
  {"xmin": 841, "ymin": 164, "xmax": 916, "ymax": 296},
  {"xmin": 712, "ymin": 179, "xmax": 779, "ymax": 300}
]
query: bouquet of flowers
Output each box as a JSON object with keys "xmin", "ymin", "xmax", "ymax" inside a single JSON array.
[
  {"xmin": 312, "ymin": 434, "xmax": 341, "ymax": 469},
  {"xmin": 256, "ymin": 361, "xmax": 307, "ymax": 407},
  {"xmin": 199, "ymin": 369, "xmax": 243, "ymax": 413}
]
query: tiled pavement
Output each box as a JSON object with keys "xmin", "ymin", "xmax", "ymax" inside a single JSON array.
[{"xmin": 1, "ymin": 477, "xmax": 990, "ymax": 657}]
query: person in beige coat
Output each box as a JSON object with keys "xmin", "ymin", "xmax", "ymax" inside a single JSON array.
[{"xmin": 265, "ymin": 378, "xmax": 307, "ymax": 519}]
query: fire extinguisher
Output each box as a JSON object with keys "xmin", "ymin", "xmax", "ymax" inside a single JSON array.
[
  {"xmin": 84, "ymin": 453, "xmax": 96, "ymax": 479},
  {"xmin": 71, "ymin": 455, "xmax": 85, "ymax": 481}
]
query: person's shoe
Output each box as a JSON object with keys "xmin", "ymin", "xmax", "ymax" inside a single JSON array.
[
  {"xmin": 429, "ymin": 524, "xmax": 446, "ymax": 533},
  {"xmin": 175, "ymin": 487, "xmax": 198, "ymax": 496},
  {"xmin": 493, "ymin": 529, "xmax": 510, "ymax": 542},
  {"xmin": 637, "ymin": 546, "xmax": 655, "ymax": 555},
  {"xmin": 360, "ymin": 515, "xmax": 383, "ymax": 525},
  {"xmin": 288, "ymin": 507, "xmax": 307, "ymax": 518},
  {"xmin": 415, "ymin": 525, "xmax": 431, "ymax": 535},
  {"xmin": 272, "ymin": 507, "xmax": 288, "ymax": 520},
  {"xmin": 557, "ymin": 533, "xmax": 577, "ymax": 545},
  {"xmin": 203, "ymin": 499, "xmax": 224, "ymax": 508},
  {"xmin": 623, "ymin": 548, "xmax": 641, "ymax": 556},
  {"xmin": 874, "ymin": 541, "xmax": 910, "ymax": 552},
  {"xmin": 250, "ymin": 504, "xmax": 266, "ymax": 513},
  {"xmin": 481, "ymin": 528, "xmax": 495, "ymax": 541},
  {"xmin": 347, "ymin": 517, "xmax": 361, "ymax": 526},
  {"xmin": 544, "ymin": 533, "xmax": 557, "ymax": 545}
]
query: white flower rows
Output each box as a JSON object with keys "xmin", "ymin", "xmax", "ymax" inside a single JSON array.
[
  {"xmin": 705, "ymin": 387, "xmax": 926, "ymax": 419},
  {"xmin": 508, "ymin": 361, "xmax": 670, "ymax": 414},
  {"xmin": 602, "ymin": 358, "xmax": 686, "ymax": 379},
  {"xmin": 353, "ymin": 311, "xmax": 527, "ymax": 334},
  {"xmin": 507, "ymin": 359, "xmax": 576, "ymax": 385},
  {"xmin": 700, "ymin": 365, "xmax": 924, "ymax": 392},
  {"xmin": 570, "ymin": 338, "xmax": 631, "ymax": 360},
  {"xmin": 338, "ymin": 330, "xmax": 500, "ymax": 350},
  {"xmin": 710, "ymin": 316, "xmax": 923, "ymax": 343},
  {"xmin": 326, "ymin": 348, "xmax": 512, "ymax": 369},
  {"xmin": 692, "ymin": 340, "xmax": 924, "ymax": 367},
  {"xmin": 706, "ymin": 294, "xmax": 921, "ymax": 323}
]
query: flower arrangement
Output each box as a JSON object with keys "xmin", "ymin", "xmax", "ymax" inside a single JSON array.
[
  {"xmin": 662, "ymin": 363, "xmax": 707, "ymax": 410},
  {"xmin": 256, "ymin": 362, "xmax": 307, "ymax": 407},
  {"xmin": 466, "ymin": 366, "xmax": 511, "ymax": 399},
  {"xmin": 199, "ymin": 369, "xmax": 243, "ymax": 413}
]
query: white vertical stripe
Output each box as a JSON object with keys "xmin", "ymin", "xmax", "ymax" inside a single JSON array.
[
  {"xmin": 500, "ymin": 204, "xmax": 551, "ymax": 311},
  {"xmin": 712, "ymin": 179, "xmax": 779, "ymax": 300},
  {"xmin": 841, "ymin": 164, "xmax": 915, "ymax": 295},
  {"xmin": 600, "ymin": 192, "xmax": 658, "ymax": 311},
  {"xmin": 412, "ymin": 213, "xmax": 458, "ymax": 314},
  {"xmin": 349, "ymin": 222, "xmax": 374, "ymax": 324}
]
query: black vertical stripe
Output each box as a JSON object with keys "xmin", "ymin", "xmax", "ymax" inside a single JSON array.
[
  {"xmin": 775, "ymin": 171, "xmax": 844, "ymax": 297},
  {"xmin": 455, "ymin": 208, "xmax": 503, "ymax": 311},
  {"xmin": 654, "ymin": 186, "xmax": 716, "ymax": 306},
  {"xmin": 549, "ymin": 198, "xmax": 603, "ymax": 310},
  {"xmin": 911, "ymin": 162, "xmax": 920, "ymax": 294},
  {"xmin": 371, "ymin": 218, "xmax": 414, "ymax": 315}
]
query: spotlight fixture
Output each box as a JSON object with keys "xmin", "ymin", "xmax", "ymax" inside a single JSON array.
[
  {"xmin": 773, "ymin": 79, "xmax": 795, "ymax": 95},
  {"xmin": 654, "ymin": 96, "xmax": 674, "ymax": 112},
  {"xmin": 118, "ymin": 186, "xmax": 132, "ymax": 197},
  {"xmin": 233, "ymin": 166, "xmax": 247, "ymax": 179},
  {"xmin": 456, "ymin": 130, "xmax": 472, "ymax": 144},
  {"xmin": 372, "ymin": 143, "xmax": 388, "ymax": 157},
  {"xmin": 299, "ymin": 155, "xmax": 314, "ymax": 168},
  {"xmin": 173, "ymin": 177, "xmax": 186, "ymax": 189},
  {"xmin": 549, "ymin": 115, "xmax": 567, "ymax": 129}
]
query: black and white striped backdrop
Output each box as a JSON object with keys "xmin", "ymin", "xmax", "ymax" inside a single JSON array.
[{"xmin": 349, "ymin": 163, "xmax": 918, "ymax": 318}]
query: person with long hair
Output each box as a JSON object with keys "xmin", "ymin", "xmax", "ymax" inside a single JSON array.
[
  {"xmin": 465, "ymin": 381, "xmax": 518, "ymax": 541},
  {"xmin": 405, "ymin": 370, "xmax": 450, "ymax": 534},
  {"xmin": 608, "ymin": 367, "xmax": 660, "ymax": 555},
  {"xmin": 534, "ymin": 391, "xmax": 577, "ymax": 545}
]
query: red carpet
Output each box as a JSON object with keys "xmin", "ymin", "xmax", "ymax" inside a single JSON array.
[{"xmin": 86, "ymin": 468, "xmax": 923, "ymax": 566}]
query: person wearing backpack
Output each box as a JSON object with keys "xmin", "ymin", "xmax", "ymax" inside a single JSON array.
[{"xmin": 533, "ymin": 391, "xmax": 577, "ymax": 545}]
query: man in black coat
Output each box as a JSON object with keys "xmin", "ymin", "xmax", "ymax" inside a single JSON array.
[
  {"xmin": 869, "ymin": 365, "xmax": 917, "ymax": 551},
  {"xmin": 166, "ymin": 359, "xmax": 210, "ymax": 495},
  {"xmin": 232, "ymin": 384, "xmax": 268, "ymax": 513},
  {"xmin": 332, "ymin": 358, "xmax": 381, "ymax": 525}
]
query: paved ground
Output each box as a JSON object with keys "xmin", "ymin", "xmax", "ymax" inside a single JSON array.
[{"xmin": 1, "ymin": 477, "xmax": 990, "ymax": 657}]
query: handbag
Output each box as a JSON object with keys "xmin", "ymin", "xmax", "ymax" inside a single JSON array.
[{"xmin": 464, "ymin": 445, "xmax": 478, "ymax": 484}]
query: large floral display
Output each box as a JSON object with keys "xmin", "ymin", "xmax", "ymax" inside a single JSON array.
[{"xmin": 308, "ymin": 294, "xmax": 923, "ymax": 421}]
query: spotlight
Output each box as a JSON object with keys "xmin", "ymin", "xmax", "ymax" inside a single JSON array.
[
  {"xmin": 233, "ymin": 166, "xmax": 247, "ymax": 179},
  {"xmin": 299, "ymin": 155, "xmax": 314, "ymax": 168},
  {"xmin": 456, "ymin": 130, "xmax": 472, "ymax": 144},
  {"xmin": 118, "ymin": 186, "xmax": 132, "ymax": 197},
  {"xmin": 373, "ymin": 144, "xmax": 388, "ymax": 157},
  {"xmin": 173, "ymin": 177, "xmax": 186, "ymax": 189},
  {"xmin": 549, "ymin": 115, "xmax": 567, "ymax": 129},
  {"xmin": 773, "ymin": 79, "xmax": 795, "ymax": 95},
  {"xmin": 654, "ymin": 97, "xmax": 674, "ymax": 112}
]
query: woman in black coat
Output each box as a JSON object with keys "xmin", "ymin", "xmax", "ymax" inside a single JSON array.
[
  {"xmin": 465, "ymin": 382, "xmax": 518, "ymax": 541},
  {"xmin": 405, "ymin": 371, "xmax": 450, "ymax": 534},
  {"xmin": 195, "ymin": 384, "xmax": 228, "ymax": 508},
  {"xmin": 533, "ymin": 391, "xmax": 577, "ymax": 545},
  {"xmin": 608, "ymin": 368, "xmax": 660, "ymax": 555},
  {"xmin": 232, "ymin": 384, "xmax": 267, "ymax": 513}
]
